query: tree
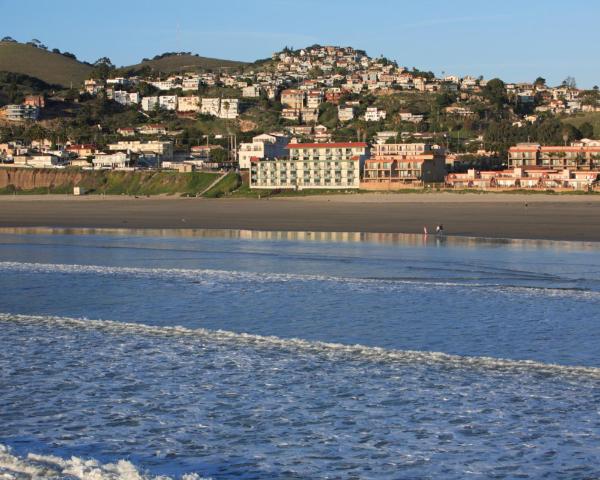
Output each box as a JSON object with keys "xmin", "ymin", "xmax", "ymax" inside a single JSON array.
[
  {"xmin": 482, "ymin": 78, "xmax": 507, "ymax": 109},
  {"xmin": 579, "ymin": 122, "xmax": 594, "ymax": 139},
  {"xmin": 1, "ymin": 36, "xmax": 16, "ymax": 42},
  {"xmin": 562, "ymin": 76, "xmax": 577, "ymax": 89},
  {"xmin": 534, "ymin": 77, "xmax": 546, "ymax": 87}
]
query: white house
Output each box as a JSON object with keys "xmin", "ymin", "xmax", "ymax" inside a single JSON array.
[
  {"xmin": 238, "ymin": 133, "xmax": 290, "ymax": 169},
  {"xmin": 159, "ymin": 95, "xmax": 178, "ymax": 111},
  {"xmin": 92, "ymin": 152, "xmax": 131, "ymax": 169},
  {"xmin": 141, "ymin": 96, "xmax": 159, "ymax": 111}
]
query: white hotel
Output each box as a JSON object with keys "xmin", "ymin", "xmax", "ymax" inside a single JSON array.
[{"xmin": 250, "ymin": 142, "xmax": 369, "ymax": 190}]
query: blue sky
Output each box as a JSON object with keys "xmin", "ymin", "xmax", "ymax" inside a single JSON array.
[{"xmin": 2, "ymin": 0, "xmax": 599, "ymax": 87}]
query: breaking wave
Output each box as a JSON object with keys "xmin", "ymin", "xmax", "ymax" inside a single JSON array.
[
  {"xmin": 0, "ymin": 443, "xmax": 208, "ymax": 480},
  {"xmin": 0, "ymin": 261, "xmax": 596, "ymax": 299},
  {"xmin": 1, "ymin": 312, "xmax": 599, "ymax": 379}
]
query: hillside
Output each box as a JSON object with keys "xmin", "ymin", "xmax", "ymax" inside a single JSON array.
[
  {"xmin": 125, "ymin": 53, "xmax": 247, "ymax": 74},
  {"xmin": 0, "ymin": 42, "xmax": 92, "ymax": 87}
]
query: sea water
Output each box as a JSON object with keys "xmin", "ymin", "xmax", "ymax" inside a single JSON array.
[{"xmin": 1, "ymin": 230, "xmax": 599, "ymax": 479}]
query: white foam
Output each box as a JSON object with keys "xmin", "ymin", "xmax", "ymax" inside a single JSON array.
[
  {"xmin": 0, "ymin": 444, "xmax": 209, "ymax": 480},
  {"xmin": 1, "ymin": 312, "xmax": 599, "ymax": 379},
  {"xmin": 0, "ymin": 261, "xmax": 596, "ymax": 299}
]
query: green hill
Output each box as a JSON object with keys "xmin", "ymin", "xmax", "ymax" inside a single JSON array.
[
  {"xmin": 125, "ymin": 53, "xmax": 247, "ymax": 74},
  {"xmin": 0, "ymin": 42, "xmax": 92, "ymax": 87}
]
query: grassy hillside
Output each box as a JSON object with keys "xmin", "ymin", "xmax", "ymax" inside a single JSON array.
[
  {"xmin": 126, "ymin": 54, "xmax": 247, "ymax": 74},
  {"xmin": 0, "ymin": 42, "xmax": 92, "ymax": 87},
  {"xmin": 0, "ymin": 168, "xmax": 221, "ymax": 196},
  {"xmin": 562, "ymin": 112, "xmax": 600, "ymax": 137}
]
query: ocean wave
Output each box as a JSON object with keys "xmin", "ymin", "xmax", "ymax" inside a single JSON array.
[
  {"xmin": 1, "ymin": 312, "xmax": 599, "ymax": 379},
  {"xmin": 0, "ymin": 443, "xmax": 208, "ymax": 480},
  {"xmin": 0, "ymin": 261, "xmax": 596, "ymax": 299}
]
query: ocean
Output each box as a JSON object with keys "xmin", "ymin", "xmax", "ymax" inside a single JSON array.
[{"xmin": 1, "ymin": 229, "xmax": 599, "ymax": 479}]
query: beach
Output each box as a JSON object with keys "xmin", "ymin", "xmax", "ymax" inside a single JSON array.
[{"xmin": 1, "ymin": 193, "xmax": 600, "ymax": 241}]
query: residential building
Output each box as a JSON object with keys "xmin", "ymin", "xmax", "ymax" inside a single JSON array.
[
  {"xmin": 219, "ymin": 98, "xmax": 239, "ymax": 119},
  {"xmin": 182, "ymin": 77, "xmax": 201, "ymax": 91},
  {"xmin": 159, "ymin": 95, "xmax": 178, "ymax": 111},
  {"xmin": 238, "ymin": 133, "xmax": 290, "ymax": 169},
  {"xmin": 362, "ymin": 143, "xmax": 446, "ymax": 189},
  {"xmin": 112, "ymin": 90, "xmax": 140, "ymax": 106},
  {"xmin": 66, "ymin": 144, "xmax": 97, "ymax": 157},
  {"xmin": 177, "ymin": 96, "xmax": 201, "ymax": 112},
  {"xmin": 92, "ymin": 152, "xmax": 132, "ymax": 169},
  {"xmin": 137, "ymin": 124, "xmax": 167, "ymax": 135},
  {"xmin": 84, "ymin": 79, "xmax": 104, "ymax": 95},
  {"xmin": 141, "ymin": 96, "xmax": 159, "ymax": 111},
  {"xmin": 337, "ymin": 106, "xmax": 354, "ymax": 122},
  {"xmin": 12, "ymin": 154, "xmax": 62, "ymax": 168},
  {"xmin": 250, "ymin": 142, "xmax": 369, "ymax": 190},
  {"xmin": 23, "ymin": 95, "xmax": 45, "ymax": 108},
  {"xmin": 281, "ymin": 108, "xmax": 301, "ymax": 121},
  {"xmin": 117, "ymin": 127, "xmax": 136, "ymax": 137},
  {"xmin": 364, "ymin": 107, "xmax": 386, "ymax": 121},
  {"xmin": 242, "ymin": 85, "xmax": 260, "ymax": 98},
  {"xmin": 200, "ymin": 98, "xmax": 221, "ymax": 116},
  {"xmin": 281, "ymin": 89, "xmax": 305, "ymax": 109},
  {"xmin": 0, "ymin": 104, "xmax": 39, "ymax": 121},
  {"xmin": 446, "ymin": 167, "xmax": 599, "ymax": 191},
  {"xmin": 108, "ymin": 140, "xmax": 173, "ymax": 161}
]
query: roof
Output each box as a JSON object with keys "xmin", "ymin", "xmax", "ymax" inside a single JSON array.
[{"xmin": 286, "ymin": 142, "xmax": 368, "ymax": 149}]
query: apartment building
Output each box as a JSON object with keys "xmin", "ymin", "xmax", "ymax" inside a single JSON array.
[
  {"xmin": 362, "ymin": 143, "xmax": 446, "ymax": 189},
  {"xmin": 242, "ymin": 85, "xmax": 260, "ymax": 98},
  {"xmin": 177, "ymin": 96, "xmax": 201, "ymax": 112},
  {"xmin": 141, "ymin": 96, "xmax": 159, "ymax": 111},
  {"xmin": 0, "ymin": 104, "xmax": 40, "ymax": 121},
  {"xmin": 250, "ymin": 142, "xmax": 369, "ymax": 190},
  {"xmin": 281, "ymin": 89, "xmax": 305, "ymax": 109},
  {"xmin": 92, "ymin": 152, "xmax": 132, "ymax": 169},
  {"xmin": 446, "ymin": 167, "xmax": 599, "ymax": 191},
  {"xmin": 159, "ymin": 95, "xmax": 178, "ymax": 111},
  {"xmin": 12, "ymin": 154, "xmax": 62, "ymax": 168},
  {"xmin": 238, "ymin": 133, "xmax": 290, "ymax": 169},
  {"xmin": 200, "ymin": 98, "xmax": 221, "ymax": 116},
  {"xmin": 509, "ymin": 143, "xmax": 600, "ymax": 169}
]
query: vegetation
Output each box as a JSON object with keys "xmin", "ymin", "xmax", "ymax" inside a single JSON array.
[
  {"xmin": 0, "ymin": 169, "xmax": 221, "ymax": 196},
  {"xmin": 0, "ymin": 41, "xmax": 92, "ymax": 87},
  {"xmin": 125, "ymin": 53, "xmax": 247, "ymax": 75}
]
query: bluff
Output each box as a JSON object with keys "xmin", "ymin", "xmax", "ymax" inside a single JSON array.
[{"xmin": 0, "ymin": 168, "xmax": 222, "ymax": 196}]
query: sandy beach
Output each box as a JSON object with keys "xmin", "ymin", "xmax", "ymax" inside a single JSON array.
[{"xmin": 1, "ymin": 193, "xmax": 600, "ymax": 241}]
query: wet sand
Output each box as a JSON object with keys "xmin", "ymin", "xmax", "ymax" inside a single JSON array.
[{"xmin": 1, "ymin": 193, "xmax": 600, "ymax": 241}]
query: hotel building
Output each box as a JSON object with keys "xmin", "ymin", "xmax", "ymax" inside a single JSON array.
[{"xmin": 250, "ymin": 142, "xmax": 369, "ymax": 190}]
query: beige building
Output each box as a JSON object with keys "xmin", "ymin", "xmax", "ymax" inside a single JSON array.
[
  {"xmin": 362, "ymin": 143, "xmax": 446, "ymax": 189},
  {"xmin": 250, "ymin": 142, "xmax": 369, "ymax": 190},
  {"xmin": 108, "ymin": 141, "xmax": 173, "ymax": 161},
  {"xmin": 281, "ymin": 89, "xmax": 305, "ymax": 109}
]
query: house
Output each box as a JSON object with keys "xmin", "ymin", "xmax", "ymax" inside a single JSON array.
[
  {"xmin": 219, "ymin": 98, "xmax": 239, "ymax": 119},
  {"xmin": 23, "ymin": 95, "xmax": 45, "ymax": 108},
  {"xmin": 66, "ymin": 144, "xmax": 97, "ymax": 157},
  {"xmin": 281, "ymin": 108, "xmax": 301, "ymax": 121},
  {"xmin": 117, "ymin": 127, "xmax": 136, "ymax": 137},
  {"xmin": 137, "ymin": 124, "xmax": 167, "ymax": 135},
  {"xmin": 238, "ymin": 133, "xmax": 290, "ymax": 169},
  {"xmin": 364, "ymin": 107, "xmax": 386, "ymax": 121},
  {"xmin": 92, "ymin": 151, "xmax": 132, "ymax": 169},
  {"xmin": 337, "ymin": 106, "xmax": 354, "ymax": 122},
  {"xmin": 281, "ymin": 89, "xmax": 305, "ymax": 109},
  {"xmin": 84, "ymin": 79, "xmax": 104, "ymax": 95},
  {"xmin": 250, "ymin": 142, "xmax": 369, "ymax": 190},
  {"xmin": 112, "ymin": 91, "xmax": 140, "ymax": 106},
  {"xmin": 12, "ymin": 154, "xmax": 62, "ymax": 168},
  {"xmin": 362, "ymin": 143, "xmax": 446, "ymax": 189},
  {"xmin": 182, "ymin": 77, "xmax": 201, "ymax": 91},
  {"xmin": 108, "ymin": 140, "xmax": 173, "ymax": 161},
  {"xmin": 398, "ymin": 111, "xmax": 424, "ymax": 123}
]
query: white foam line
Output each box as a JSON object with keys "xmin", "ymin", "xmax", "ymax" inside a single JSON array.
[
  {"xmin": 0, "ymin": 261, "xmax": 596, "ymax": 298},
  {"xmin": 0, "ymin": 443, "xmax": 208, "ymax": 480},
  {"xmin": 1, "ymin": 312, "xmax": 599, "ymax": 379}
]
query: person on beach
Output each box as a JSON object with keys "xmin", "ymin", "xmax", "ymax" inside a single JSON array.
[{"xmin": 436, "ymin": 224, "xmax": 444, "ymax": 235}]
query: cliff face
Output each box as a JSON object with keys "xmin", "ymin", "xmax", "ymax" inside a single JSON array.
[
  {"xmin": 0, "ymin": 168, "xmax": 86, "ymax": 191},
  {"xmin": 0, "ymin": 168, "xmax": 223, "ymax": 196}
]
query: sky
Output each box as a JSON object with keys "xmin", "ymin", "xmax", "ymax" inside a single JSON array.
[{"xmin": 2, "ymin": 0, "xmax": 599, "ymax": 87}]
